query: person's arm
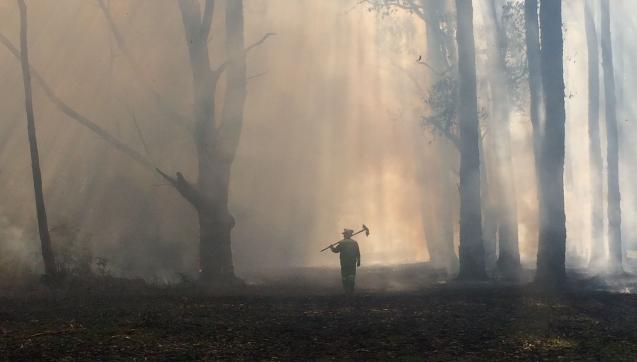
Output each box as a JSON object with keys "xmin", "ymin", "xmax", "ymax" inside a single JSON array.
[
  {"xmin": 330, "ymin": 243, "xmax": 341, "ymax": 253},
  {"xmin": 355, "ymin": 242, "xmax": 361, "ymax": 267}
]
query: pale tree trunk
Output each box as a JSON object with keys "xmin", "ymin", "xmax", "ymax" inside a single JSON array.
[
  {"xmin": 486, "ymin": 0, "xmax": 520, "ymax": 277},
  {"xmin": 535, "ymin": 0, "xmax": 567, "ymax": 286},
  {"xmin": 455, "ymin": 0, "xmax": 486, "ymax": 280},
  {"xmin": 584, "ymin": 0, "xmax": 604, "ymax": 268},
  {"xmin": 524, "ymin": 0, "xmax": 543, "ymax": 195},
  {"xmin": 600, "ymin": 0, "xmax": 623, "ymax": 273},
  {"xmin": 480, "ymin": 125, "xmax": 498, "ymax": 269},
  {"xmin": 17, "ymin": 0, "xmax": 57, "ymax": 278},
  {"xmin": 423, "ymin": 0, "xmax": 458, "ymax": 273}
]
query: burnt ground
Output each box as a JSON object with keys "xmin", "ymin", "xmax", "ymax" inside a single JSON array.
[{"xmin": 2, "ymin": 265, "xmax": 637, "ymax": 361}]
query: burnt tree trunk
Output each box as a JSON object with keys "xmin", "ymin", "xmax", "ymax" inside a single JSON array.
[
  {"xmin": 177, "ymin": 0, "xmax": 238, "ymax": 283},
  {"xmin": 584, "ymin": 0, "xmax": 604, "ymax": 268},
  {"xmin": 17, "ymin": 0, "xmax": 57, "ymax": 278},
  {"xmin": 535, "ymin": 0, "xmax": 567, "ymax": 285},
  {"xmin": 455, "ymin": 0, "xmax": 486, "ymax": 280},
  {"xmin": 600, "ymin": 0, "xmax": 622, "ymax": 273}
]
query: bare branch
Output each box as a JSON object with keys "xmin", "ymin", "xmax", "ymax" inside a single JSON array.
[
  {"xmin": 213, "ymin": 32, "xmax": 276, "ymax": 76},
  {"xmin": 245, "ymin": 32, "xmax": 276, "ymax": 53},
  {"xmin": 247, "ymin": 71, "xmax": 268, "ymax": 82},
  {"xmin": 0, "ymin": 32, "xmax": 154, "ymax": 172},
  {"xmin": 125, "ymin": 104, "xmax": 151, "ymax": 158},
  {"xmin": 417, "ymin": 58, "xmax": 454, "ymax": 76},
  {"xmin": 155, "ymin": 168, "xmax": 202, "ymax": 209},
  {"xmin": 200, "ymin": 0, "xmax": 215, "ymax": 42},
  {"xmin": 97, "ymin": 0, "xmax": 192, "ymax": 132}
]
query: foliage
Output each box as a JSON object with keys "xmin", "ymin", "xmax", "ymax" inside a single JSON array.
[
  {"xmin": 501, "ymin": 0, "xmax": 529, "ymax": 111},
  {"xmin": 423, "ymin": 75, "xmax": 459, "ymax": 147}
]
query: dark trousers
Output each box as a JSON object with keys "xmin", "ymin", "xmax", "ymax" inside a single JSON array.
[{"xmin": 340, "ymin": 261, "xmax": 357, "ymax": 293}]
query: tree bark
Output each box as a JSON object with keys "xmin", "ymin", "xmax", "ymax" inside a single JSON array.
[
  {"xmin": 177, "ymin": 0, "xmax": 241, "ymax": 283},
  {"xmin": 535, "ymin": 0, "xmax": 567, "ymax": 285},
  {"xmin": 584, "ymin": 0, "xmax": 604, "ymax": 268},
  {"xmin": 600, "ymin": 0, "xmax": 622, "ymax": 273},
  {"xmin": 455, "ymin": 0, "xmax": 486, "ymax": 280},
  {"xmin": 174, "ymin": 0, "xmax": 252, "ymax": 283},
  {"xmin": 17, "ymin": 0, "xmax": 57, "ymax": 278}
]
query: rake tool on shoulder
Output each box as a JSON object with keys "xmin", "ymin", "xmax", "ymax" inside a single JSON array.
[{"xmin": 320, "ymin": 224, "xmax": 370, "ymax": 252}]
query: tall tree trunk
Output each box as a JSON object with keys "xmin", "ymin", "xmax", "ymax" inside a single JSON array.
[
  {"xmin": 177, "ymin": 0, "xmax": 239, "ymax": 283},
  {"xmin": 423, "ymin": 0, "xmax": 458, "ymax": 273},
  {"xmin": 524, "ymin": 0, "xmax": 543, "ymax": 194},
  {"xmin": 584, "ymin": 0, "xmax": 604, "ymax": 268},
  {"xmin": 535, "ymin": 0, "xmax": 567, "ymax": 285},
  {"xmin": 455, "ymin": 0, "xmax": 486, "ymax": 280},
  {"xmin": 17, "ymin": 0, "xmax": 57, "ymax": 278},
  {"xmin": 600, "ymin": 0, "xmax": 623, "ymax": 273},
  {"xmin": 480, "ymin": 129, "xmax": 498, "ymax": 269},
  {"xmin": 210, "ymin": 0, "xmax": 249, "ymax": 281},
  {"xmin": 486, "ymin": 0, "xmax": 521, "ymax": 277}
]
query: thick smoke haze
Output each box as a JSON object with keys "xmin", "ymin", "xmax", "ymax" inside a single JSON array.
[{"xmin": 0, "ymin": 0, "xmax": 635, "ymax": 281}]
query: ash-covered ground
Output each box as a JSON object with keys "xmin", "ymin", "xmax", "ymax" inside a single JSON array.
[{"xmin": 2, "ymin": 264, "xmax": 637, "ymax": 361}]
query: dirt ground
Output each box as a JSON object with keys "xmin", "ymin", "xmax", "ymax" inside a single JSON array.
[{"xmin": 2, "ymin": 266, "xmax": 637, "ymax": 361}]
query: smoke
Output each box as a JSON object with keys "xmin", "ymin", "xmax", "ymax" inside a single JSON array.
[{"xmin": 0, "ymin": 0, "xmax": 635, "ymax": 282}]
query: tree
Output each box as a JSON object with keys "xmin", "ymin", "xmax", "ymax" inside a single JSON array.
[
  {"xmin": 17, "ymin": 0, "xmax": 57, "ymax": 278},
  {"xmin": 584, "ymin": 0, "xmax": 604, "ymax": 268},
  {"xmin": 419, "ymin": 0, "xmax": 459, "ymax": 274},
  {"xmin": 1, "ymin": 0, "xmax": 272, "ymax": 283},
  {"xmin": 600, "ymin": 0, "xmax": 622, "ymax": 273},
  {"xmin": 364, "ymin": 0, "xmax": 460, "ymax": 273},
  {"xmin": 535, "ymin": 0, "xmax": 567, "ymax": 285},
  {"xmin": 523, "ymin": 0, "xmax": 542, "ymax": 185},
  {"xmin": 485, "ymin": 0, "xmax": 521, "ymax": 277},
  {"xmin": 455, "ymin": 0, "xmax": 486, "ymax": 280}
]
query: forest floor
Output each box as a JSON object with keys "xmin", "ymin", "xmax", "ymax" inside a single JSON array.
[{"xmin": 2, "ymin": 264, "xmax": 637, "ymax": 361}]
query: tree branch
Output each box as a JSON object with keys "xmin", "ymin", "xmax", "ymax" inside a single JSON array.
[
  {"xmin": 417, "ymin": 58, "xmax": 454, "ymax": 76},
  {"xmin": 155, "ymin": 168, "xmax": 202, "ymax": 209},
  {"xmin": 97, "ymin": 0, "xmax": 192, "ymax": 132},
  {"xmin": 0, "ymin": 32, "xmax": 155, "ymax": 172},
  {"xmin": 425, "ymin": 116, "xmax": 460, "ymax": 150},
  {"xmin": 213, "ymin": 32, "xmax": 276, "ymax": 75},
  {"xmin": 200, "ymin": 0, "xmax": 215, "ymax": 42}
]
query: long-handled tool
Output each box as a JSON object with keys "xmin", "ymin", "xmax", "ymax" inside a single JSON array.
[{"xmin": 320, "ymin": 224, "xmax": 370, "ymax": 252}]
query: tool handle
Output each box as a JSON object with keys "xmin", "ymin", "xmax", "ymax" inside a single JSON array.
[{"xmin": 320, "ymin": 241, "xmax": 340, "ymax": 252}]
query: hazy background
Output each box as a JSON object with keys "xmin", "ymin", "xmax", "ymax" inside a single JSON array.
[{"xmin": 0, "ymin": 0, "xmax": 635, "ymax": 281}]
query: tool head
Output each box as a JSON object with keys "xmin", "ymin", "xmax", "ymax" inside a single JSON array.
[{"xmin": 362, "ymin": 224, "xmax": 370, "ymax": 237}]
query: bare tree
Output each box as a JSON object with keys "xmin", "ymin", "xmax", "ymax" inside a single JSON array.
[
  {"xmin": 2, "ymin": 0, "xmax": 272, "ymax": 284},
  {"xmin": 17, "ymin": 0, "xmax": 57, "ymax": 278},
  {"xmin": 455, "ymin": 0, "xmax": 486, "ymax": 280},
  {"xmin": 535, "ymin": 0, "xmax": 567, "ymax": 286}
]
